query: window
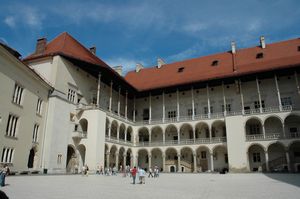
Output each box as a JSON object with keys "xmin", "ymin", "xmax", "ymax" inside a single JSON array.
[
  {"xmin": 252, "ymin": 153, "xmax": 261, "ymax": 162},
  {"xmin": 57, "ymin": 154, "xmax": 62, "ymax": 164},
  {"xmin": 67, "ymin": 88, "xmax": 76, "ymax": 103},
  {"xmin": 201, "ymin": 151, "xmax": 206, "ymax": 159},
  {"xmin": 256, "ymin": 53, "xmax": 264, "ymax": 59},
  {"xmin": 281, "ymin": 97, "xmax": 292, "ymax": 106},
  {"xmin": 204, "ymin": 106, "xmax": 213, "ymax": 114},
  {"xmin": 168, "ymin": 111, "xmax": 177, "ymax": 119},
  {"xmin": 77, "ymin": 94, "xmax": 82, "ymax": 104},
  {"xmin": 12, "ymin": 83, "xmax": 24, "ymax": 105},
  {"xmin": 36, "ymin": 98, "xmax": 43, "ymax": 115},
  {"xmin": 178, "ymin": 67, "xmax": 184, "ymax": 73},
  {"xmin": 249, "ymin": 124, "xmax": 260, "ymax": 135},
  {"xmin": 254, "ymin": 100, "xmax": 265, "ymax": 109},
  {"xmin": 32, "ymin": 124, "xmax": 39, "ymax": 143},
  {"xmin": 187, "ymin": 109, "xmax": 196, "ymax": 116},
  {"xmin": 1, "ymin": 147, "xmax": 14, "ymax": 163},
  {"xmin": 6, "ymin": 114, "xmax": 19, "ymax": 137},
  {"xmin": 143, "ymin": 109, "xmax": 149, "ymax": 120},
  {"xmin": 211, "ymin": 60, "xmax": 219, "ymax": 66},
  {"xmin": 221, "ymin": 104, "xmax": 231, "ymax": 112}
]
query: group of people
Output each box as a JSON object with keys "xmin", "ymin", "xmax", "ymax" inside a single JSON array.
[
  {"xmin": 130, "ymin": 166, "xmax": 160, "ymax": 184},
  {"xmin": 81, "ymin": 164, "xmax": 89, "ymax": 176}
]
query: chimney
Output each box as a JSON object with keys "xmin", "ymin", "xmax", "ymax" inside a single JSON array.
[
  {"xmin": 89, "ymin": 46, "xmax": 96, "ymax": 54},
  {"xmin": 35, "ymin": 37, "xmax": 47, "ymax": 54},
  {"xmin": 136, "ymin": 63, "xmax": 143, "ymax": 72},
  {"xmin": 231, "ymin": 41, "xmax": 236, "ymax": 54},
  {"xmin": 157, "ymin": 58, "xmax": 166, "ymax": 68},
  {"xmin": 260, "ymin": 36, "xmax": 266, "ymax": 49},
  {"xmin": 113, "ymin": 66, "xmax": 123, "ymax": 76}
]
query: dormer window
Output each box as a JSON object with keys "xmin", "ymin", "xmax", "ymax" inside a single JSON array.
[
  {"xmin": 256, "ymin": 53, "xmax": 264, "ymax": 59},
  {"xmin": 211, "ymin": 60, "xmax": 219, "ymax": 66},
  {"xmin": 178, "ymin": 67, "xmax": 185, "ymax": 73}
]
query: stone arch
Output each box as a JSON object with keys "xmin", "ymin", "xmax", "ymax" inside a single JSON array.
[
  {"xmin": 211, "ymin": 120, "xmax": 226, "ymax": 138},
  {"xmin": 180, "ymin": 123, "xmax": 194, "ymax": 141},
  {"xmin": 27, "ymin": 145, "xmax": 38, "ymax": 169},
  {"xmin": 79, "ymin": 118, "xmax": 88, "ymax": 137},
  {"xmin": 212, "ymin": 145, "xmax": 228, "ymax": 172},
  {"xmin": 288, "ymin": 141, "xmax": 300, "ymax": 172},
  {"xmin": 248, "ymin": 144, "xmax": 266, "ymax": 172},
  {"xmin": 151, "ymin": 126, "xmax": 163, "ymax": 143},
  {"xmin": 196, "ymin": 146, "xmax": 210, "ymax": 172},
  {"xmin": 119, "ymin": 123, "xmax": 126, "ymax": 140},
  {"xmin": 111, "ymin": 120, "xmax": 118, "ymax": 139},
  {"xmin": 126, "ymin": 126, "xmax": 133, "ymax": 142},
  {"xmin": 284, "ymin": 114, "xmax": 300, "ymax": 138},
  {"xmin": 118, "ymin": 147, "xmax": 126, "ymax": 170},
  {"xmin": 105, "ymin": 118, "xmax": 110, "ymax": 136},
  {"xmin": 151, "ymin": 148, "xmax": 163, "ymax": 172},
  {"xmin": 138, "ymin": 148, "xmax": 149, "ymax": 170},
  {"xmin": 267, "ymin": 142, "xmax": 287, "ymax": 172},
  {"xmin": 66, "ymin": 145, "xmax": 77, "ymax": 173},
  {"xmin": 109, "ymin": 145, "xmax": 118, "ymax": 168},
  {"xmin": 165, "ymin": 124, "xmax": 179, "ymax": 143},
  {"xmin": 180, "ymin": 147, "xmax": 194, "ymax": 172},
  {"xmin": 264, "ymin": 116, "xmax": 283, "ymax": 137},
  {"xmin": 165, "ymin": 147, "xmax": 178, "ymax": 172},
  {"xmin": 195, "ymin": 122, "xmax": 210, "ymax": 139},
  {"xmin": 245, "ymin": 117, "xmax": 263, "ymax": 136},
  {"xmin": 126, "ymin": 148, "xmax": 132, "ymax": 167},
  {"xmin": 77, "ymin": 144, "xmax": 86, "ymax": 169},
  {"xmin": 138, "ymin": 127, "xmax": 149, "ymax": 143}
]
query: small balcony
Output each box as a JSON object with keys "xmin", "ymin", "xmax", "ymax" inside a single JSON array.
[{"xmin": 246, "ymin": 132, "xmax": 300, "ymax": 141}]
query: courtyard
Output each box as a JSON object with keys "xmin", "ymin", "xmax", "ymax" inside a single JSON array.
[{"xmin": 1, "ymin": 173, "xmax": 300, "ymax": 199}]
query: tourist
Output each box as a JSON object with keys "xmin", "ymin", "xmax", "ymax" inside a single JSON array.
[
  {"xmin": 82, "ymin": 165, "xmax": 86, "ymax": 176},
  {"xmin": 0, "ymin": 165, "xmax": 9, "ymax": 187},
  {"xmin": 85, "ymin": 165, "xmax": 89, "ymax": 176},
  {"xmin": 138, "ymin": 168, "xmax": 146, "ymax": 184},
  {"xmin": 148, "ymin": 167, "xmax": 153, "ymax": 178},
  {"xmin": 131, "ymin": 166, "xmax": 137, "ymax": 184},
  {"xmin": 99, "ymin": 166, "xmax": 104, "ymax": 175}
]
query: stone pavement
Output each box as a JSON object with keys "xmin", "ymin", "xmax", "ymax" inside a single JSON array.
[{"xmin": 1, "ymin": 173, "xmax": 300, "ymax": 199}]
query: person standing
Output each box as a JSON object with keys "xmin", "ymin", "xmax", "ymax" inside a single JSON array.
[
  {"xmin": 131, "ymin": 166, "xmax": 137, "ymax": 184},
  {"xmin": 148, "ymin": 167, "xmax": 153, "ymax": 178},
  {"xmin": 0, "ymin": 165, "xmax": 9, "ymax": 187},
  {"xmin": 139, "ymin": 168, "xmax": 146, "ymax": 184}
]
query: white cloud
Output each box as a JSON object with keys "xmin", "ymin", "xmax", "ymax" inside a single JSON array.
[
  {"xmin": 106, "ymin": 57, "xmax": 145, "ymax": 75},
  {"xmin": 4, "ymin": 16, "xmax": 16, "ymax": 28}
]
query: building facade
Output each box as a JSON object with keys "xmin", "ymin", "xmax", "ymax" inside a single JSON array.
[{"xmin": 1, "ymin": 33, "xmax": 300, "ymax": 173}]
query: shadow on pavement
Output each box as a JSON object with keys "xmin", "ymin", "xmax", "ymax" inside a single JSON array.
[{"xmin": 263, "ymin": 173, "xmax": 300, "ymax": 187}]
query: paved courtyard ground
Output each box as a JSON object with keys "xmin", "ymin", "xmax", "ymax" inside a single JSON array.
[{"xmin": 1, "ymin": 173, "xmax": 300, "ymax": 199}]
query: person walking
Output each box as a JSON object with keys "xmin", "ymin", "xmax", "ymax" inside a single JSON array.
[
  {"xmin": 139, "ymin": 168, "xmax": 146, "ymax": 184},
  {"xmin": 0, "ymin": 165, "xmax": 9, "ymax": 187},
  {"xmin": 148, "ymin": 167, "xmax": 153, "ymax": 178},
  {"xmin": 131, "ymin": 166, "xmax": 137, "ymax": 184}
]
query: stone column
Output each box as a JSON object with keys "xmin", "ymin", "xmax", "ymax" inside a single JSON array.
[
  {"xmin": 286, "ymin": 150, "xmax": 291, "ymax": 172},
  {"xmin": 149, "ymin": 93, "xmax": 152, "ymax": 124},
  {"xmin": 193, "ymin": 153, "xmax": 197, "ymax": 173},
  {"xmin": 123, "ymin": 154, "xmax": 127, "ymax": 168},
  {"xmin": 162, "ymin": 154, "xmax": 166, "ymax": 172},
  {"xmin": 262, "ymin": 125, "xmax": 266, "ymax": 139},
  {"xmin": 256, "ymin": 77, "xmax": 263, "ymax": 113},
  {"xmin": 130, "ymin": 155, "xmax": 134, "ymax": 168},
  {"xmin": 265, "ymin": 151, "xmax": 269, "ymax": 172},
  {"xmin": 135, "ymin": 155, "xmax": 139, "ymax": 167},
  {"xmin": 117, "ymin": 126, "xmax": 120, "ymax": 141},
  {"xmin": 115, "ymin": 153, "xmax": 119, "ymax": 169},
  {"xmin": 109, "ymin": 81, "xmax": 113, "ymax": 112},
  {"xmin": 177, "ymin": 90, "xmax": 180, "ymax": 121},
  {"xmin": 106, "ymin": 152, "xmax": 110, "ymax": 168},
  {"xmin": 118, "ymin": 87, "xmax": 121, "ymax": 116},
  {"xmin": 177, "ymin": 154, "xmax": 181, "ymax": 172},
  {"xmin": 210, "ymin": 153, "xmax": 214, "ymax": 172},
  {"xmin": 148, "ymin": 154, "xmax": 152, "ymax": 170},
  {"xmin": 108, "ymin": 126, "xmax": 111, "ymax": 139},
  {"xmin": 274, "ymin": 75, "xmax": 282, "ymax": 111},
  {"xmin": 282, "ymin": 124, "xmax": 286, "ymax": 138},
  {"xmin": 96, "ymin": 72, "xmax": 101, "ymax": 107},
  {"xmin": 239, "ymin": 79, "xmax": 245, "ymax": 114},
  {"xmin": 125, "ymin": 91, "xmax": 128, "ymax": 119}
]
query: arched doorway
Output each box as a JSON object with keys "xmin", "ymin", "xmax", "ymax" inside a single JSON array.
[
  {"xmin": 195, "ymin": 122, "xmax": 209, "ymax": 140},
  {"xmin": 180, "ymin": 124, "xmax": 194, "ymax": 142},
  {"xmin": 151, "ymin": 126, "xmax": 163, "ymax": 144},
  {"xmin": 138, "ymin": 127, "xmax": 149, "ymax": 145},
  {"xmin": 284, "ymin": 115, "xmax": 300, "ymax": 138},
  {"xmin": 138, "ymin": 149, "xmax": 148, "ymax": 170},
  {"xmin": 165, "ymin": 125, "xmax": 178, "ymax": 144},
  {"xmin": 196, "ymin": 146, "xmax": 210, "ymax": 172},
  {"xmin": 111, "ymin": 121, "xmax": 118, "ymax": 139},
  {"xmin": 119, "ymin": 124, "xmax": 126, "ymax": 141},
  {"xmin": 151, "ymin": 148, "xmax": 163, "ymax": 171},
  {"xmin": 180, "ymin": 147, "xmax": 194, "ymax": 172},
  {"xmin": 126, "ymin": 148, "xmax": 132, "ymax": 167},
  {"xmin": 248, "ymin": 144, "xmax": 266, "ymax": 172},
  {"xmin": 165, "ymin": 148, "xmax": 178, "ymax": 172},
  {"xmin": 109, "ymin": 145, "xmax": 118, "ymax": 168},
  {"xmin": 66, "ymin": 145, "xmax": 77, "ymax": 173},
  {"xmin": 264, "ymin": 116, "xmax": 283, "ymax": 138},
  {"xmin": 126, "ymin": 127, "xmax": 133, "ymax": 143},
  {"xmin": 245, "ymin": 118, "xmax": 263, "ymax": 140},
  {"xmin": 212, "ymin": 145, "xmax": 228, "ymax": 172},
  {"xmin": 211, "ymin": 120, "xmax": 226, "ymax": 139},
  {"xmin": 27, "ymin": 147, "xmax": 36, "ymax": 169},
  {"xmin": 268, "ymin": 142, "xmax": 287, "ymax": 172},
  {"xmin": 77, "ymin": 144, "xmax": 86, "ymax": 169},
  {"xmin": 289, "ymin": 141, "xmax": 300, "ymax": 172}
]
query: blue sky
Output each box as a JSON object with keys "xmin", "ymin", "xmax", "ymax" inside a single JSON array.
[{"xmin": 1, "ymin": 0, "xmax": 300, "ymax": 75}]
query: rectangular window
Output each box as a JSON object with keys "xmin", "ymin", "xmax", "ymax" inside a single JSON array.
[
  {"xmin": 204, "ymin": 106, "xmax": 213, "ymax": 114},
  {"xmin": 1, "ymin": 147, "xmax": 14, "ymax": 163},
  {"xmin": 253, "ymin": 153, "xmax": 261, "ymax": 162},
  {"xmin": 187, "ymin": 109, "xmax": 196, "ymax": 117},
  {"xmin": 254, "ymin": 100, "xmax": 265, "ymax": 109},
  {"xmin": 6, "ymin": 114, "xmax": 19, "ymax": 137},
  {"xmin": 36, "ymin": 98, "xmax": 43, "ymax": 115},
  {"xmin": 249, "ymin": 124, "xmax": 260, "ymax": 135},
  {"xmin": 32, "ymin": 124, "xmax": 39, "ymax": 143},
  {"xmin": 143, "ymin": 109, "xmax": 149, "ymax": 120},
  {"xmin": 201, "ymin": 151, "xmax": 206, "ymax": 159},
  {"xmin": 67, "ymin": 88, "xmax": 76, "ymax": 103},
  {"xmin": 168, "ymin": 111, "xmax": 177, "ymax": 119},
  {"xmin": 12, "ymin": 83, "xmax": 24, "ymax": 105},
  {"xmin": 281, "ymin": 97, "xmax": 292, "ymax": 106},
  {"xmin": 57, "ymin": 154, "xmax": 62, "ymax": 164},
  {"xmin": 221, "ymin": 104, "xmax": 231, "ymax": 112}
]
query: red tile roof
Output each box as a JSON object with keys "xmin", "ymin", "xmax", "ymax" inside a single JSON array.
[
  {"xmin": 24, "ymin": 32, "xmax": 110, "ymax": 68},
  {"xmin": 125, "ymin": 38, "xmax": 300, "ymax": 91}
]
